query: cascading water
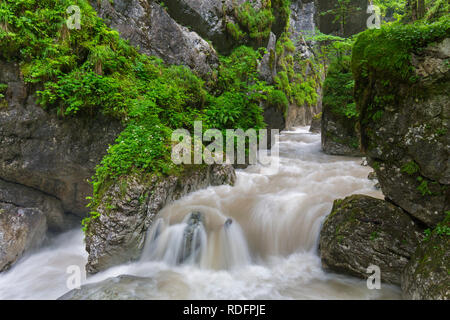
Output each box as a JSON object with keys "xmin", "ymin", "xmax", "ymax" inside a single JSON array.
[{"xmin": 0, "ymin": 127, "xmax": 402, "ymax": 299}]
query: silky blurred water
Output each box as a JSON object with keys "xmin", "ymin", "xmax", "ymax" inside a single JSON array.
[{"xmin": 0, "ymin": 127, "xmax": 401, "ymax": 300}]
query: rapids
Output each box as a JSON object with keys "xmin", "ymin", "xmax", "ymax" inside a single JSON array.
[{"xmin": 0, "ymin": 127, "xmax": 401, "ymax": 299}]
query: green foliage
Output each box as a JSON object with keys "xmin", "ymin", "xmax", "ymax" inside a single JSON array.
[
  {"xmin": 424, "ymin": 211, "xmax": 450, "ymax": 241},
  {"xmin": 234, "ymin": 1, "xmax": 275, "ymax": 42},
  {"xmin": 352, "ymin": 16, "xmax": 450, "ymax": 84},
  {"xmin": 401, "ymin": 161, "xmax": 420, "ymax": 175},
  {"xmin": 0, "ymin": 83, "xmax": 7, "ymax": 99},
  {"xmin": 416, "ymin": 176, "xmax": 432, "ymax": 196},
  {"xmin": 322, "ymin": 44, "xmax": 358, "ymax": 119}
]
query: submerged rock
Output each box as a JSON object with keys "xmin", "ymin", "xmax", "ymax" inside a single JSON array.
[
  {"xmin": 319, "ymin": 195, "xmax": 424, "ymax": 285},
  {"xmin": 0, "ymin": 202, "xmax": 47, "ymax": 272},
  {"xmin": 85, "ymin": 165, "xmax": 236, "ymax": 274},
  {"xmin": 179, "ymin": 212, "xmax": 204, "ymax": 264},
  {"xmin": 58, "ymin": 275, "xmax": 189, "ymax": 300}
]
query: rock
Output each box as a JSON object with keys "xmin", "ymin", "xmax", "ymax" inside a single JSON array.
[
  {"xmin": 90, "ymin": 0, "xmax": 219, "ymax": 79},
  {"xmin": 357, "ymin": 38, "xmax": 450, "ymax": 227},
  {"xmin": 0, "ymin": 61, "xmax": 122, "ymax": 218},
  {"xmin": 361, "ymin": 157, "xmax": 368, "ymax": 166},
  {"xmin": 367, "ymin": 171, "xmax": 377, "ymax": 180},
  {"xmin": 58, "ymin": 275, "xmax": 168, "ymax": 300},
  {"xmin": 401, "ymin": 217, "xmax": 449, "ymax": 300},
  {"xmin": 321, "ymin": 105, "xmax": 363, "ymax": 156},
  {"xmin": 179, "ymin": 212, "xmax": 204, "ymax": 264},
  {"xmin": 309, "ymin": 112, "xmax": 321, "ymax": 133},
  {"xmin": 0, "ymin": 179, "xmax": 65, "ymax": 231},
  {"xmin": 0, "ymin": 202, "xmax": 47, "ymax": 272},
  {"xmin": 319, "ymin": 195, "xmax": 424, "ymax": 285},
  {"xmin": 85, "ymin": 165, "xmax": 236, "ymax": 274},
  {"xmin": 258, "ymin": 32, "xmax": 277, "ymax": 84}
]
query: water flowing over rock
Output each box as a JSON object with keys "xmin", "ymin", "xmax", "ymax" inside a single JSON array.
[
  {"xmin": 0, "ymin": 203, "xmax": 47, "ymax": 272},
  {"xmin": 90, "ymin": 0, "xmax": 219, "ymax": 78},
  {"xmin": 320, "ymin": 195, "xmax": 424, "ymax": 285},
  {"xmin": 85, "ymin": 165, "xmax": 236, "ymax": 274}
]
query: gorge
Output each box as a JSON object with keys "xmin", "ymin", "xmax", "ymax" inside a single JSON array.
[{"xmin": 0, "ymin": 0, "xmax": 448, "ymax": 300}]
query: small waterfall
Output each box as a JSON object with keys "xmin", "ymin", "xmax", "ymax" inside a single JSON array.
[{"xmin": 141, "ymin": 211, "xmax": 252, "ymax": 270}]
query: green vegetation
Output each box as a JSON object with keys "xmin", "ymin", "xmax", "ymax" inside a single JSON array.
[
  {"xmin": 401, "ymin": 161, "xmax": 420, "ymax": 175},
  {"xmin": 424, "ymin": 211, "xmax": 450, "ymax": 241},
  {"xmin": 320, "ymin": 0, "xmax": 362, "ymax": 36},
  {"xmin": 322, "ymin": 37, "xmax": 357, "ymax": 119},
  {"xmin": 0, "ymin": 0, "xmax": 308, "ymax": 230}
]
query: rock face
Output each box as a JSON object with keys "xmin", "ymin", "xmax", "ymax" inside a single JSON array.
[
  {"xmin": 402, "ymin": 228, "xmax": 450, "ymax": 300},
  {"xmin": 356, "ymin": 38, "xmax": 450, "ymax": 227},
  {"xmin": 0, "ymin": 202, "xmax": 47, "ymax": 272},
  {"xmin": 0, "ymin": 61, "xmax": 122, "ymax": 218},
  {"xmin": 90, "ymin": 0, "xmax": 219, "ymax": 78},
  {"xmin": 309, "ymin": 112, "xmax": 321, "ymax": 133},
  {"xmin": 85, "ymin": 165, "xmax": 236, "ymax": 274},
  {"xmin": 319, "ymin": 195, "xmax": 424, "ymax": 285},
  {"xmin": 321, "ymin": 105, "xmax": 362, "ymax": 156},
  {"xmin": 0, "ymin": 179, "xmax": 64, "ymax": 231}
]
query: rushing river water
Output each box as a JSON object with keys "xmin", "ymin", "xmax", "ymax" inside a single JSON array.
[{"xmin": 0, "ymin": 127, "xmax": 402, "ymax": 299}]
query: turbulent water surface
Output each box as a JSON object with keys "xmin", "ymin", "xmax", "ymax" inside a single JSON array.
[{"xmin": 0, "ymin": 127, "xmax": 401, "ymax": 299}]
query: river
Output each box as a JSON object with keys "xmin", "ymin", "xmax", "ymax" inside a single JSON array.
[{"xmin": 0, "ymin": 127, "xmax": 401, "ymax": 299}]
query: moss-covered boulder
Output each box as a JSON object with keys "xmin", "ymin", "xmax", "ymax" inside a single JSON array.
[
  {"xmin": 401, "ymin": 215, "xmax": 450, "ymax": 300},
  {"xmin": 84, "ymin": 165, "xmax": 236, "ymax": 274},
  {"xmin": 319, "ymin": 195, "xmax": 424, "ymax": 285},
  {"xmin": 353, "ymin": 20, "xmax": 450, "ymax": 227}
]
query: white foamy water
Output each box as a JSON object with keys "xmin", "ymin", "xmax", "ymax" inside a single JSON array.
[{"xmin": 0, "ymin": 127, "xmax": 401, "ymax": 299}]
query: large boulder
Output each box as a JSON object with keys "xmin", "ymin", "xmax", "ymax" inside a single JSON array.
[
  {"xmin": 0, "ymin": 202, "xmax": 47, "ymax": 272},
  {"xmin": 0, "ymin": 61, "xmax": 122, "ymax": 218},
  {"xmin": 354, "ymin": 36, "xmax": 450, "ymax": 227},
  {"xmin": 85, "ymin": 165, "xmax": 236, "ymax": 274},
  {"xmin": 401, "ymin": 219, "xmax": 450, "ymax": 300},
  {"xmin": 319, "ymin": 195, "xmax": 424, "ymax": 285},
  {"xmin": 90, "ymin": 0, "xmax": 219, "ymax": 78}
]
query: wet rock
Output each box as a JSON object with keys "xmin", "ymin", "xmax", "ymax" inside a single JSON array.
[
  {"xmin": 0, "ymin": 61, "xmax": 122, "ymax": 218},
  {"xmin": 58, "ymin": 275, "xmax": 163, "ymax": 300},
  {"xmin": 321, "ymin": 106, "xmax": 363, "ymax": 156},
  {"xmin": 90, "ymin": 0, "xmax": 219, "ymax": 79},
  {"xmin": 85, "ymin": 165, "xmax": 236, "ymax": 274},
  {"xmin": 0, "ymin": 202, "xmax": 47, "ymax": 272},
  {"xmin": 401, "ymin": 222, "xmax": 450, "ymax": 300},
  {"xmin": 319, "ymin": 195, "xmax": 424, "ymax": 285},
  {"xmin": 309, "ymin": 112, "xmax": 321, "ymax": 133},
  {"xmin": 179, "ymin": 212, "xmax": 204, "ymax": 264}
]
